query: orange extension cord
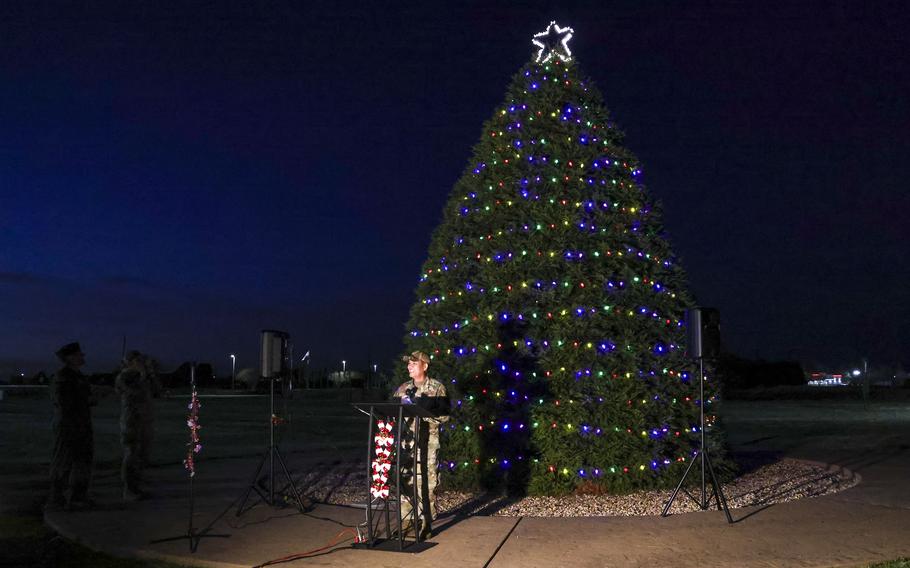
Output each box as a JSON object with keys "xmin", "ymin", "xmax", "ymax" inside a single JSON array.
[{"xmin": 251, "ymin": 527, "xmax": 359, "ymax": 567}]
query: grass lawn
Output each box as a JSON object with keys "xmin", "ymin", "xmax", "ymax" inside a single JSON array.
[
  {"xmin": 0, "ymin": 389, "xmax": 372, "ymax": 472},
  {"xmin": 720, "ymin": 398, "xmax": 910, "ymax": 456},
  {"xmin": 0, "ymin": 388, "xmax": 375, "ymax": 567}
]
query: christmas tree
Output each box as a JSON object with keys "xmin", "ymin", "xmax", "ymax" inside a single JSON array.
[{"xmin": 403, "ymin": 22, "xmax": 720, "ymax": 495}]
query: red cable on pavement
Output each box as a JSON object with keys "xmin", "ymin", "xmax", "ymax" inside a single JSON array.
[{"xmin": 251, "ymin": 528, "xmax": 358, "ymax": 567}]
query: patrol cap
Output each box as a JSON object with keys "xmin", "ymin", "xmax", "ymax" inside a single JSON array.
[
  {"xmin": 55, "ymin": 342, "xmax": 84, "ymax": 360},
  {"xmin": 401, "ymin": 351, "xmax": 430, "ymax": 364}
]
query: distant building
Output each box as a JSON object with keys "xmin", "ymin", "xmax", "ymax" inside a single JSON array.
[
  {"xmin": 807, "ymin": 371, "xmax": 846, "ymax": 387},
  {"xmin": 327, "ymin": 371, "xmax": 365, "ymax": 387}
]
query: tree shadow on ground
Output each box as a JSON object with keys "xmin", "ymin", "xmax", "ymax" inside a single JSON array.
[
  {"xmin": 293, "ymin": 459, "xmax": 360, "ymax": 504},
  {"xmin": 723, "ymin": 454, "xmax": 866, "ymax": 523},
  {"xmin": 432, "ymin": 493, "xmax": 523, "ymax": 537}
]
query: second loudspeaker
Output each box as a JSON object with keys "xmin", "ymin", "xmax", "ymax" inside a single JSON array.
[
  {"xmin": 685, "ymin": 308, "xmax": 721, "ymax": 360},
  {"xmin": 260, "ymin": 329, "xmax": 289, "ymax": 378}
]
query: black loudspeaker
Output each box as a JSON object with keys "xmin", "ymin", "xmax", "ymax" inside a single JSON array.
[
  {"xmin": 260, "ymin": 330, "xmax": 290, "ymax": 378},
  {"xmin": 685, "ymin": 308, "xmax": 721, "ymax": 360}
]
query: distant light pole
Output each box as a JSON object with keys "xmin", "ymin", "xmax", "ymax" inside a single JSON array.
[
  {"xmin": 230, "ymin": 354, "xmax": 236, "ymax": 389},
  {"xmin": 342, "ymin": 360, "xmax": 346, "ymax": 373},
  {"xmin": 860, "ymin": 358, "xmax": 871, "ymax": 409},
  {"xmin": 300, "ymin": 350, "xmax": 310, "ymax": 389},
  {"xmin": 370, "ymin": 364, "xmax": 378, "ymax": 389}
]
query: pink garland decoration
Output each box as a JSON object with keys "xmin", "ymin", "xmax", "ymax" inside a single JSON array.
[
  {"xmin": 370, "ymin": 419, "xmax": 395, "ymax": 499},
  {"xmin": 183, "ymin": 385, "xmax": 202, "ymax": 477}
]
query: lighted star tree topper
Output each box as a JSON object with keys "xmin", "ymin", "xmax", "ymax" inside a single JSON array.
[
  {"xmin": 532, "ymin": 21, "xmax": 574, "ymax": 63},
  {"xmin": 402, "ymin": 23, "xmax": 726, "ymax": 495}
]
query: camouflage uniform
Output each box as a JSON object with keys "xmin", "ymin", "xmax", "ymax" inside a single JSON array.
[
  {"xmin": 49, "ymin": 366, "xmax": 95, "ymax": 507},
  {"xmin": 393, "ymin": 377, "xmax": 449, "ymax": 529},
  {"xmin": 116, "ymin": 368, "xmax": 154, "ymax": 496}
]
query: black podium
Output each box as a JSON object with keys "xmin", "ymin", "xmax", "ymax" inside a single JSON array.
[{"xmin": 352, "ymin": 402, "xmax": 436, "ymax": 551}]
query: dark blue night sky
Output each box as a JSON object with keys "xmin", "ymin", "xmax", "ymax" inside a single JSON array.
[{"xmin": 2, "ymin": 1, "xmax": 908, "ymax": 377}]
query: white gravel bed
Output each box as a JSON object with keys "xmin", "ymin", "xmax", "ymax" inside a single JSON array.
[{"xmin": 298, "ymin": 457, "xmax": 858, "ymax": 517}]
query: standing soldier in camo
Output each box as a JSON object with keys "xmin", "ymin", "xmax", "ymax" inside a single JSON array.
[
  {"xmin": 116, "ymin": 350, "xmax": 157, "ymax": 501},
  {"xmin": 47, "ymin": 342, "xmax": 96, "ymax": 511},
  {"xmin": 393, "ymin": 351, "xmax": 450, "ymax": 539}
]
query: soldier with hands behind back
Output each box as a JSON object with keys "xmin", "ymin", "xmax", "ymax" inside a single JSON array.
[{"xmin": 47, "ymin": 342, "xmax": 96, "ymax": 511}]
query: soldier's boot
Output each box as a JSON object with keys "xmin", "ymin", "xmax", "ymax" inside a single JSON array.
[{"xmin": 418, "ymin": 520, "xmax": 433, "ymax": 540}]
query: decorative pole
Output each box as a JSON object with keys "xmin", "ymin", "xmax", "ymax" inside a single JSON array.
[
  {"xmin": 184, "ymin": 364, "xmax": 203, "ymax": 479},
  {"xmin": 151, "ymin": 362, "xmax": 228, "ymax": 552},
  {"xmin": 183, "ymin": 363, "xmax": 203, "ymax": 551}
]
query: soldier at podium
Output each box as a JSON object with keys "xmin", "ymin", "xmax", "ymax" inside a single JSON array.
[{"xmin": 393, "ymin": 350, "xmax": 450, "ymax": 539}]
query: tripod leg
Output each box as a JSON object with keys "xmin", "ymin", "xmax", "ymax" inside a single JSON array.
[
  {"xmin": 237, "ymin": 451, "xmax": 269, "ymax": 516},
  {"xmin": 274, "ymin": 447, "xmax": 309, "ymax": 512},
  {"xmin": 704, "ymin": 452, "xmax": 733, "ymax": 523},
  {"xmin": 703, "ymin": 453, "xmax": 722, "ymax": 512},
  {"xmin": 700, "ymin": 448, "xmax": 709, "ymax": 510},
  {"xmin": 662, "ymin": 452, "xmax": 699, "ymax": 517},
  {"xmin": 269, "ymin": 448, "xmax": 275, "ymax": 506}
]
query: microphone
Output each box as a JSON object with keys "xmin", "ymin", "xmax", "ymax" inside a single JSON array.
[{"xmin": 402, "ymin": 386, "xmax": 418, "ymax": 404}]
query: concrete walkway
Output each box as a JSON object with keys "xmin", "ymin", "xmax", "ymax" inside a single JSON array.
[{"xmin": 45, "ymin": 444, "xmax": 910, "ymax": 568}]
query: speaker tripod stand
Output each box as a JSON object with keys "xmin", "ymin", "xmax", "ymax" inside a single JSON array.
[
  {"xmin": 661, "ymin": 357, "xmax": 733, "ymax": 523},
  {"xmin": 236, "ymin": 375, "xmax": 310, "ymax": 516}
]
